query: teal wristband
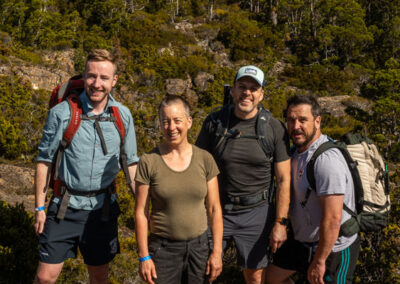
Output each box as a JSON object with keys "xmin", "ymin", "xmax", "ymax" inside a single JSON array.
[
  {"xmin": 139, "ymin": 255, "xmax": 151, "ymax": 262},
  {"xmin": 35, "ymin": 206, "xmax": 45, "ymax": 212}
]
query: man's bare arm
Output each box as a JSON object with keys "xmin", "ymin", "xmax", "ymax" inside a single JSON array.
[
  {"xmin": 269, "ymin": 159, "xmax": 291, "ymax": 253},
  {"xmin": 307, "ymin": 194, "xmax": 343, "ymax": 284},
  {"xmin": 34, "ymin": 162, "xmax": 52, "ymax": 235}
]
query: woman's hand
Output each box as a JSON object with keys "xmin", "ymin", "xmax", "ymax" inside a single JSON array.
[
  {"xmin": 206, "ymin": 250, "xmax": 223, "ymax": 282},
  {"xmin": 139, "ymin": 258, "xmax": 157, "ymax": 284}
]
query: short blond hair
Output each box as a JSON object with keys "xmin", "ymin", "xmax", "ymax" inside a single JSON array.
[{"xmin": 85, "ymin": 49, "xmax": 118, "ymax": 74}]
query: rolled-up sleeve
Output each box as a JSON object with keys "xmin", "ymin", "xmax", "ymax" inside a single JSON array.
[
  {"xmin": 36, "ymin": 105, "xmax": 66, "ymax": 163},
  {"xmin": 120, "ymin": 105, "xmax": 139, "ymax": 165}
]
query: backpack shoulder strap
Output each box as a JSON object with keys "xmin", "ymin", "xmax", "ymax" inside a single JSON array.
[
  {"xmin": 255, "ymin": 106, "xmax": 272, "ymax": 160},
  {"xmin": 109, "ymin": 106, "xmax": 131, "ymax": 185},
  {"xmin": 53, "ymin": 94, "xmax": 82, "ymax": 181},
  {"xmin": 305, "ymin": 140, "xmax": 362, "ymax": 215},
  {"xmin": 210, "ymin": 105, "xmax": 231, "ymax": 132},
  {"xmin": 210, "ymin": 105, "xmax": 232, "ymax": 154},
  {"xmin": 109, "ymin": 106, "xmax": 126, "ymax": 144},
  {"xmin": 306, "ymin": 141, "xmax": 337, "ymax": 191},
  {"xmin": 301, "ymin": 141, "xmax": 337, "ymax": 208},
  {"xmin": 62, "ymin": 94, "xmax": 83, "ymax": 148}
]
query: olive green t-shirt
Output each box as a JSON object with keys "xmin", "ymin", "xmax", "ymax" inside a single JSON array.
[{"xmin": 135, "ymin": 145, "xmax": 220, "ymax": 240}]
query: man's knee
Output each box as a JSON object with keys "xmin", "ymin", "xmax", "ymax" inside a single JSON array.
[
  {"xmin": 264, "ymin": 264, "xmax": 295, "ymax": 284},
  {"xmin": 87, "ymin": 264, "xmax": 109, "ymax": 284},
  {"xmin": 34, "ymin": 262, "xmax": 64, "ymax": 284},
  {"xmin": 243, "ymin": 268, "xmax": 264, "ymax": 284}
]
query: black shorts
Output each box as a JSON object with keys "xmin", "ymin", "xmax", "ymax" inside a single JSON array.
[
  {"xmin": 149, "ymin": 231, "xmax": 209, "ymax": 284},
  {"xmin": 273, "ymin": 235, "xmax": 361, "ymax": 283},
  {"xmin": 219, "ymin": 202, "xmax": 275, "ymax": 269},
  {"xmin": 39, "ymin": 200, "xmax": 121, "ymax": 266}
]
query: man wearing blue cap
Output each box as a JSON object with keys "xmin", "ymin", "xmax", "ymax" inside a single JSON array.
[{"xmin": 196, "ymin": 65, "xmax": 291, "ymax": 283}]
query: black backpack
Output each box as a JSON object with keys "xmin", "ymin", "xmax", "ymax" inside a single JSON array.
[
  {"xmin": 209, "ymin": 104, "xmax": 273, "ymax": 162},
  {"xmin": 304, "ymin": 133, "xmax": 390, "ymax": 236}
]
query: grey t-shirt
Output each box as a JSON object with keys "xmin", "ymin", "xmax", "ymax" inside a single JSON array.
[{"xmin": 290, "ymin": 134, "xmax": 358, "ymax": 252}]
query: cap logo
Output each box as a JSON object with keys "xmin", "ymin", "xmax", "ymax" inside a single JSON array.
[{"xmin": 244, "ymin": 68, "xmax": 257, "ymax": 75}]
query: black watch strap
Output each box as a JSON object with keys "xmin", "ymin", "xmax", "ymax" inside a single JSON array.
[{"xmin": 276, "ymin": 217, "xmax": 289, "ymax": 226}]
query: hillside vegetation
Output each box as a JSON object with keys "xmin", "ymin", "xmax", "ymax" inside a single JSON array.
[{"xmin": 0, "ymin": 0, "xmax": 399, "ymax": 283}]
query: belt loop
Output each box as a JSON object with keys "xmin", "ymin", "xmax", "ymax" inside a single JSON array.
[{"xmin": 263, "ymin": 190, "xmax": 268, "ymax": 200}]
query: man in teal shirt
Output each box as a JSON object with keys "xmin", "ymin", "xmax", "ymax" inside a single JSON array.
[{"xmin": 34, "ymin": 49, "xmax": 139, "ymax": 284}]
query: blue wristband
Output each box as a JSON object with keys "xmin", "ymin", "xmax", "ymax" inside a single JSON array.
[
  {"xmin": 139, "ymin": 255, "xmax": 151, "ymax": 262},
  {"xmin": 35, "ymin": 206, "xmax": 45, "ymax": 212}
]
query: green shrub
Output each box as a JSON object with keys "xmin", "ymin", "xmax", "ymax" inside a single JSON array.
[
  {"xmin": 0, "ymin": 75, "xmax": 48, "ymax": 160},
  {"xmin": 0, "ymin": 116, "xmax": 28, "ymax": 159},
  {"xmin": 281, "ymin": 64, "xmax": 359, "ymax": 97},
  {"xmin": 0, "ymin": 202, "xmax": 38, "ymax": 284}
]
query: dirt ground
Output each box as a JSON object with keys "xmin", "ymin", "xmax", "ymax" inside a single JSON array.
[{"xmin": 0, "ymin": 163, "xmax": 36, "ymax": 213}]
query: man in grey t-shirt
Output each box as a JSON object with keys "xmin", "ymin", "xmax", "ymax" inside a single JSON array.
[{"xmin": 265, "ymin": 94, "xmax": 360, "ymax": 284}]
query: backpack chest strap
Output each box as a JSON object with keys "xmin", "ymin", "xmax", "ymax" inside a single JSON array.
[{"xmin": 81, "ymin": 114, "xmax": 116, "ymax": 155}]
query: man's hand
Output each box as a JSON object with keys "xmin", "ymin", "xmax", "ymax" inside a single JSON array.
[
  {"xmin": 139, "ymin": 259, "xmax": 157, "ymax": 284},
  {"xmin": 34, "ymin": 211, "xmax": 46, "ymax": 236},
  {"xmin": 307, "ymin": 258, "xmax": 325, "ymax": 284},
  {"xmin": 206, "ymin": 251, "xmax": 223, "ymax": 282},
  {"xmin": 269, "ymin": 223, "xmax": 287, "ymax": 253}
]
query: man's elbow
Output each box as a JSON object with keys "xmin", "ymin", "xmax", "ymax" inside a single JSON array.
[{"xmin": 326, "ymin": 214, "xmax": 342, "ymax": 230}]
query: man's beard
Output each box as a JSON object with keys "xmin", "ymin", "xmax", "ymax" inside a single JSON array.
[{"xmin": 291, "ymin": 125, "xmax": 317, "ymax": 149}]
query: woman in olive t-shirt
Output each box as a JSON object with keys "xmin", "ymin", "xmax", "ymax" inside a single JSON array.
[{"xmin": 135, "ymin": 95, "xmax": 223, "ymax": 284}]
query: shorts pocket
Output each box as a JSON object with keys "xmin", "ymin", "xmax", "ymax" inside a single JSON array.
[
  {"xmin": 46, "ymin": 201, "xmax": 59, "ymax": 217},
  {"xmin": 148, "ymin": 237, "xmax": 162, "ymax": 259}
]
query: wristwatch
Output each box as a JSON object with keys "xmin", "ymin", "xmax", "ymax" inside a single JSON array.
[{"xmin": 275, "ymin": 217, "xmax": 289, "ymax": 226}]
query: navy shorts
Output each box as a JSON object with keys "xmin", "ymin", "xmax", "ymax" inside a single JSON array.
[
  {"xmin": 39, "ymin": 200, "xmax": 121, "ymax": 266},
  {"xmin": 273, "ymin": 235, "xmax": 361, "ymax": 283},
  {"xmin": 149, "ymin": 231, "xmax": 209, "ymax": 284},
  {"xmin": 218, "ymin": 202, "xmax": 274, "ymax": 269}
]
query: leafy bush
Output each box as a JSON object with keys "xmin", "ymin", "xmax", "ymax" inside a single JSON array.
[
  {"xmin": 217, "ymin": 12, "xmax": 278, "ymax": 61},
  {"xmin": 281, "ymin": 64, "xmax": 360, "ymax": 97},
  {"xmin": 0, "ymin": 116, "xmax": 27, "ymax": 159},
  {"xmin": 0, "ymin": 76, "xmax": 47, "ymax": 160},
  {"xmin": 0, "ymin": 202, "xmax": 38, "ymax": 284}
]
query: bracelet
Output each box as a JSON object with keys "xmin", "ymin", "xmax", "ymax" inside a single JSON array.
[
  {"xmin": 139, "ymin": 255, "xmax": 151, "ymax": 262},
  {"xmin": 35, "ymin": 206, "xmax": 45, "ymax": 212}
]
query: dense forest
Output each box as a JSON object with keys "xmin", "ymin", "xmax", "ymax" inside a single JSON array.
[{"xmin": 0, "ymin": 0, "xmax": 399, "ymax": 283}]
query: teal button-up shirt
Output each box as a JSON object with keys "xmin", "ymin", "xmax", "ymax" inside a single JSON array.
[{"xmin": 37, "ymin": 92, "xmax": 139, "ymax": 210}]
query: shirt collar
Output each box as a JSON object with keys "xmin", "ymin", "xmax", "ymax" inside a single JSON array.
[
  {"xmin": 79, "ymin": 91, "xmax": 117, "ymax": 115},
  {"xmin": 293, "ymin": 134, "xmax": 328, "ymax": 159}
]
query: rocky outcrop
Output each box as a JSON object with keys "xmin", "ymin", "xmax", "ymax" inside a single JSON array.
[
  {"xmin": 214, "ymin": 52, "xmax": 233, "ymax": 68},
  {"xmin": 15, "ymin": 65, "xmax": 70, "ymax": 90},
  {"xmin": 0, "ymin": 50, "xmax": 75, "ymax": 91},
  {"xmin": 174, "ymin": 21, "xmax": 194, "ymax": 35},
  {"xmin": 0, "ymin": 164, "xmax": 35, "ymax": 212},
  {"xmin": 194, "ymin": 72, "xmax": 214, "ymax": 92},
  {"xmin": 42, "ymin": 49, "xmax": 75, "ymax": 74},
  {"xmin": 165, "ymin": 76, "xmax": 198, "ymax": 107},
  {"xmin": 166, "ymin": 78, "xmax": 191, "ymax": 96},
  {"xmin": 318, "ymin": 95, "xmax": 373, "ymax": 117}
]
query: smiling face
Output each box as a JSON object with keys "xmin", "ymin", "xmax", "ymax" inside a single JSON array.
[
  {"xmin": 286, "ymin": 103, "xmax": 321, "ymax": 153},
  {"xmin": 83, "ymin": 60, "xmax": 118, "ymax": 110},
  {"xmin": 231, "ymin": 76, "xmax": 264, "ymax": 119},
  {"xmin": 159, "ymin": 102, "xmax": 192, "ymax": 147}
]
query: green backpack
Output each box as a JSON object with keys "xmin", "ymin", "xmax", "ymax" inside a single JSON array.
[{"xmin": 305, "ymin": 133, "xmax": 390, "ymax": 236}]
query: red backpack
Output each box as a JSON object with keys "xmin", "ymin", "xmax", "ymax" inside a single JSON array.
[{"xmin": 48, "ymin": 75, "xmax": 131, "ymax": 198}]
